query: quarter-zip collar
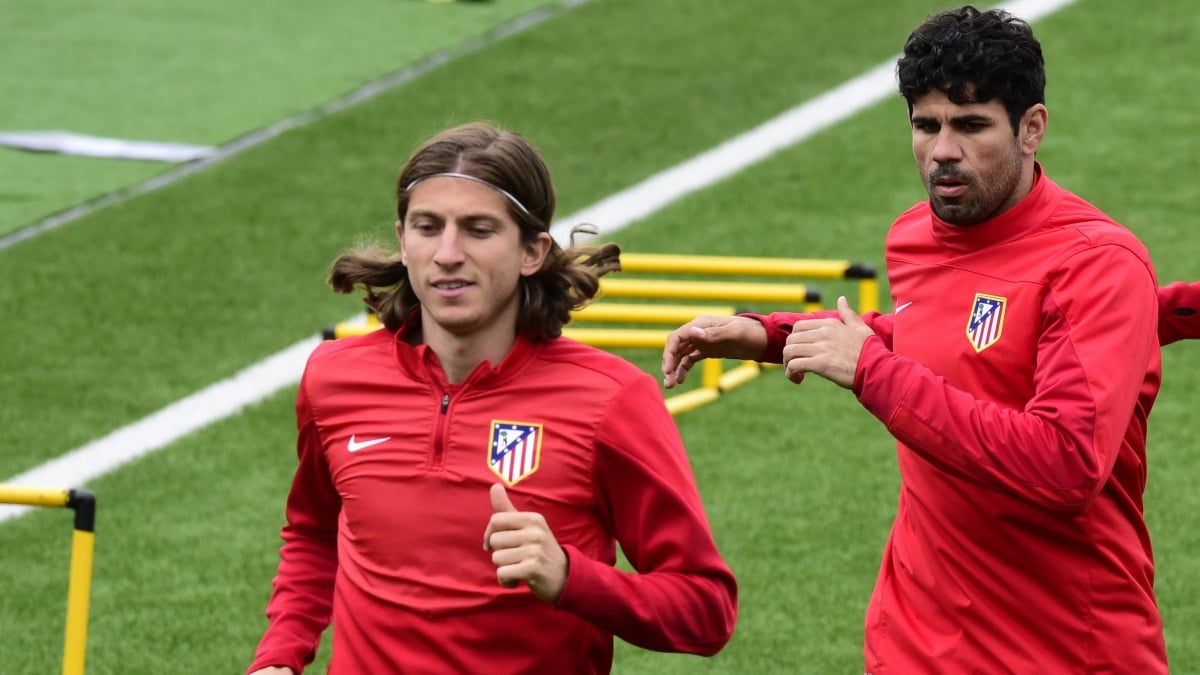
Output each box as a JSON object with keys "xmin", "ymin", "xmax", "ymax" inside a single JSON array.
[
  {"xmin": 930, "ymin": 163, "xmax": 1062, "ymax": 253},
  {"xmin": 392, "ymin": 317, "xmax": 539, "ymax": 390}
]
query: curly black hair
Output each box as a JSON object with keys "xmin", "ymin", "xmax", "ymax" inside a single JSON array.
[{"xmin": 897, "ymin": 5, "xmax": 1045, "ymax": 134}]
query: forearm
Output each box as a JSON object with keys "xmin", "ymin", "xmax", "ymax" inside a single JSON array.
[
  {"xmin": 556, "ymin": 546, "xmax": 736, "ymax": 655},
  {"xmin": 854, "ymin": 331, "xmax": 1148, "ymax": 512},
  {"xmin": 248, "ymin": 530, "xmax": 337, "ymax": 673},
  {"xmin": 251, "ymin": 408, "xmax": 340, "ymax": 673},
  {"xmin": 563, "ymin": 376, "xmax": 736, "ymax": 654},
  {"xmin": 746, "ymin": 309, "xmax": 893, "ymax": 363}
]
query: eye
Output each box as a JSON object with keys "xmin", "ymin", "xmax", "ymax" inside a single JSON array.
[
  {"xmin": 464, "ymin": 220, "xmax": 500, "ymax": 238},
  {"xmin": 409, "ymin": 219, "xmax": 440, "ymax": 235},
  {"xmin": 912, "ymin": 120, "xmax": 938, "ymax": 134}
]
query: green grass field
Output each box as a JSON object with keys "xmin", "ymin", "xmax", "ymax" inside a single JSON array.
[
  {"xmin": 2, "ymin": 0, "xmax": 1198, "ymax": 673},
  {"xmin": 0, "ymin": 0, "xmax": 562, "ymax": 235}
]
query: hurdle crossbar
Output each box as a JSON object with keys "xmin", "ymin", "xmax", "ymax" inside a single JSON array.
[
  {"xmin": 571, "ymin": 303, "xmax": 736, "ymax": 324},
  {"xmin": 598, "ymin": 278, "xmax": 820, "ymax": 306},
  {"xmin": 618, "ymin": 252, "xmax": 878, "ymax": 313}
]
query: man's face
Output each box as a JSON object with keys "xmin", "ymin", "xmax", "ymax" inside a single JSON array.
[
  {"xmin": 910, "ymin": 90, "xmax": 1038, "ymax": 226},
  {"xmin": 399, "ymin": 176, "xmax": 549, "ymax": 341}
]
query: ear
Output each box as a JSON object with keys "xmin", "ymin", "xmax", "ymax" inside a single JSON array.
[
  {"xmin": 520, "ymin": 232, "xmax": 553, "ymax": 277},
  {"xmin": 395, "ymin": 219, "xmax": 407, "ymax": 266},
  {"xmin": 1020, "ymin": 103, "xmax": 1048, "ymax": 157}
]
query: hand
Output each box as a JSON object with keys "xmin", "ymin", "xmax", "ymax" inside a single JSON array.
[
  {"xmin": 661, "ymin": 315, "xmax": 768, "ymax": 388},
  {"xmin": 482, "ymin": 484, "xmax": 568, "ymax": 603},
  {"xmin": 249, "ymin": 668, "xmax": 295, "ymax": 675},
  {"xmin": 782, "ymin": 296, "xmax": 874, "ymax": 389}
]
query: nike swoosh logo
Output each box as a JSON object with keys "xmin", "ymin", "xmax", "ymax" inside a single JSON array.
[
  {"xmin": 347, "ymin": 435, "xmax": 391, "ymax": 453},
  {"xmin": 894, "ymin": 301, "xmax": 913, "ymax": 314}
]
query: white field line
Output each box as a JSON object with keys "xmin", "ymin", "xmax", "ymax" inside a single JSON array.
[
  {"xmin": 550, "ymin": 0, "xmax": 1080, "ymax": 243},
  {"xmin": 0, "ymin": 0, "xmax": 595, "ymax": 252},
  {"xmin": 0, "ymin": 131, "xmax": 216, "ymax": 162},
  {"xmin": 0, "ymin": 0, "xmax": 1077, "ymax": 522}
]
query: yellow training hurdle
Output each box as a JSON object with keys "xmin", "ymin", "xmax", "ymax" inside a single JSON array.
[
  {"xmin": 617, "ymin": 253, "xmax": 879, "ymax": 313},
  {"xmin": 323, "ymin": 253, "xmax": 878, "ymax": 416},
  {"xmin": 0, "ymin": 486, "xmax": 96, "ymax": 675}
]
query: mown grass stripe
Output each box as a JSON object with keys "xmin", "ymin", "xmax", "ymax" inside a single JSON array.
[
  {"xmin": 552, "ymin": 0, "xmax": 1080, "ymax": 241},
  {"xmin": 0, "ymin": 0, "xmax": 1079, "ymax": 524},
  {"xmin": 0, "ymin": 0, "xmax": 594, "ymax": 253},
  {"xmin": 0, "ymin": 337, "xmax": 321, "ymax": 522}
]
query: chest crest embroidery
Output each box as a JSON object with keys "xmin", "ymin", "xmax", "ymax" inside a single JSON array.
[
  {"xmin": 966, "ymin": 293, "xmax": 1006, "ymax": 353},
  {"xmin": 488, "ymin": 421, "xmax": 543, "ymax": 486}
]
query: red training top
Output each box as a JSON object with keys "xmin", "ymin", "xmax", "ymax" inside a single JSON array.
[
  {"xmin": 753, "ymin": 167, "xmax": 1165, "ymax": 673},
  {"xmin": 249, "ymin": 328, "xmax": 736, "ymax": 674}
]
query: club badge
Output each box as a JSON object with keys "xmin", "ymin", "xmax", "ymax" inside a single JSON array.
[
  {"xmin": 488, "ymin": 421, "xmax": 543, "ymax": 485},
  {"xmin": 967, "ymin": 293, "xmax": 1006, "ymax": 353}
]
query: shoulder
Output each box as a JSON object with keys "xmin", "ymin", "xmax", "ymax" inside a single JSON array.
[
  {"xmin": 1046, "ymin": 184, "xmax": 1150, "ymax": 260},
  {"xmin": 1010, "ymin": 176, "xmax": 1152, "ymax": 283},
  {"xmin": 533, "ymin": 337, "xmax": 652, "ymax": 388},
  {"xmin": 304, "ymin": 328, "xmax": 395, "ymax": 378},
  {"xmin": 530, "ymin": 339, "xmax": 675, "ymax": 440}
]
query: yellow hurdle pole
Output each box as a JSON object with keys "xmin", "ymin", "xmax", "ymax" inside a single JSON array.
[
  {"xmin": 664, "ymin": 387, "xmax": 720, "ymax": 416},
  {"xmin": 561, "ymin": 328, "xmax": 670, "ymax": 349},
  {"xmin": 62, "ymin": 490, "xmax": 95, "ymax": 675},
  {"xmin": 572, "ymin": 303, "xmax": 735, "ymax": 324},
  {"xmin": 619, "ymin": 253, "xmax": 853, "ymax": 279},
  {"xmin": 700, "ymin": 357, "xmax": 723, "ymax": 391},
  {"xmin": 718, "ymin": 362, "xmax": 764, "ymax": 392},
  {"xmin": 323, "ymin": 321, "xmax": 381, "ymax": 339},
  {"xmin": 0, "ymin": 486, "xmax": 95, "ymax": 675},
  {"xmin": 858, "ymin": 277, "xmax": 880, "ymax": 314},
  {"xmin": 599, "ymin": 278, "xmax": 816, "ymax": 304},
  {"xmin": 620, "ymin": 253, "xmax": 879, "ymax": 312},
  {"xmin": 0, "ymin": 486, "xmax": 71, "ymax": 508}
]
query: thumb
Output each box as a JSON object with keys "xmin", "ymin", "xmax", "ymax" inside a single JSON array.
[
  {"xmin": 837, "ymin": 296, "xmax": 864, "ymax": 326},
  {"xmin": 490, "ymin": 483, "xmax": 517, "ymax": 513}
]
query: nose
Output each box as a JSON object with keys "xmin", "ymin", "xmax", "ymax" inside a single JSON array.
[
  {"xmin": 433, "ymin": 226, "xmax": 465, "ymax": 267},
  {"xmin": 931, "ymin": 129, "xmax": 963, "ymax": 164}
]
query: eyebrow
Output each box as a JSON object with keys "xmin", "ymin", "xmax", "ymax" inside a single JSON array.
[
  {"xmin": 910, "ymin": 113, "xmax": 996, "ymax": 126},
  {"xmin": 405, "ymin": 209, "xmax": 507, "ymax": 224}
]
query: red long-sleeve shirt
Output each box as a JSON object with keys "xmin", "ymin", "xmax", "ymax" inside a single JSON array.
[
  {"xmin": 1159, "ymin": 279, "xmax": 1200, "ymax": 345},
  {"xmin": 753, "ymin": 168, "xmax": 1165, "ymax": 673},
  {"xmin": 249, "ymin": 328, "xmax": 736, "ymax": 674}
]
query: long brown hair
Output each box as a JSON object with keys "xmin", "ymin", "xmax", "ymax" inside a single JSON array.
[{"xmin": 328, "ymin": 122, "xmax": 620, "ymax": 340}]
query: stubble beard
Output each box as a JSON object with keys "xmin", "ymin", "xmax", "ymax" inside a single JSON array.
[{"xmin": 926, "ymin": 145, "xmax": 1024, "ymax": 227}]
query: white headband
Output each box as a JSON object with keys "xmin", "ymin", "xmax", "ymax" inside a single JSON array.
[{"xmin": 405, "ymin": 172, "xmax": 531, "ymax": 216}]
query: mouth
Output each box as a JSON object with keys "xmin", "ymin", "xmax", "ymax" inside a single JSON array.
[
  {"xmin": 932, "ymin": 175, "xmax": 969, "ymax": 200},
  {"xmin": 431, "ymin": 279, "xmax": 472, "ymax": 297}
]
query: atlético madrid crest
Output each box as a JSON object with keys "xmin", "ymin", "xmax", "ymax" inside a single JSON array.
[
  {"xmin": 966, "ymin": 293, "xmax": 1006, "ymax": 352},
  {"xmin": 488, "ymin": 420, "xmax": 543, "ymax": 486}
]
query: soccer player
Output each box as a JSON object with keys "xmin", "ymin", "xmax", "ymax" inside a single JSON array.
[
  {"xmin": 662, "ymin": 6, "xmax": 1166, "ymax": 673},
  {"xmin": 248, "ymin": 122, "xmax": 736, "ymax": 674},
  {"xmin": 1159, "ymin": 280, "xmax": 1200, "ymax": 344}
]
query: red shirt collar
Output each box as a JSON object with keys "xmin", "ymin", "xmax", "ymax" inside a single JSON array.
[
  {"xmin": 931, "ymin": 163, "xmax": 1062, "ymax": 252},
  {"xmin": 392, "ymin": 319, "xmax": 537, "ymax": 388}
]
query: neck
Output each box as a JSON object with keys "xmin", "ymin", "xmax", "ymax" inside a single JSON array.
[
  {"xmin": 422, "ymin": 322, "xmax": 518, "ymax": 385},
  {"xmin": 986, "ymin": 159, "xmax": 1039, "ymax": 224},
  {"xmin": 1015, "ymin": 159, "xmax": 1038, "ymax": 203}
]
